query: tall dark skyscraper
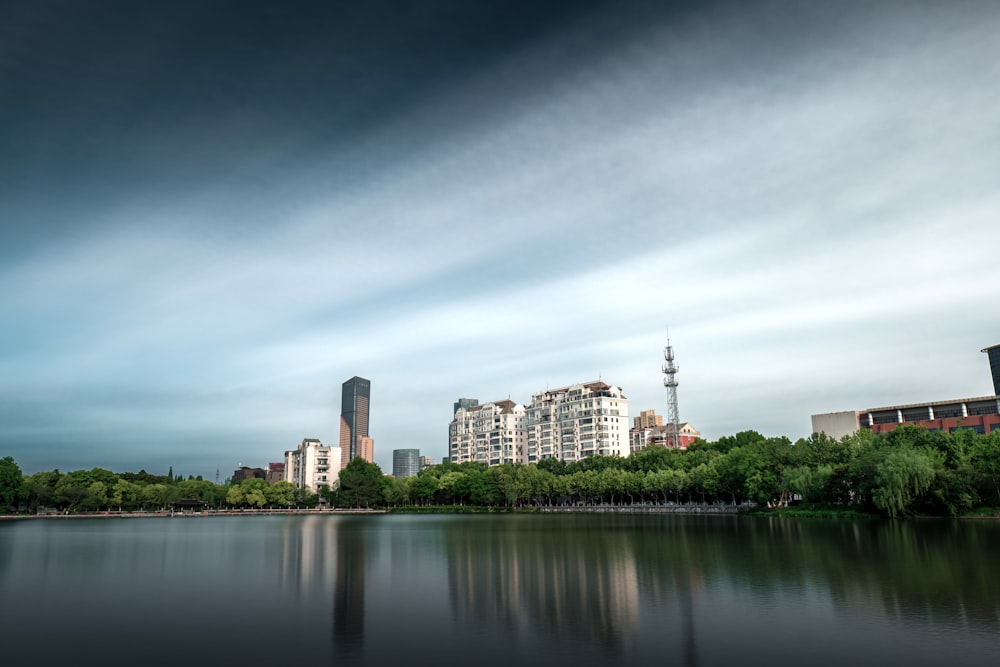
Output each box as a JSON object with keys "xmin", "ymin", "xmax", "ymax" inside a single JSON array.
[
  {"xmin": 340, "ymin": 376, "xmax": 372, "ymax": 470},
  {"xmin": 984, "ymin": 344, "xmax": 1000, "ymax": 395}
]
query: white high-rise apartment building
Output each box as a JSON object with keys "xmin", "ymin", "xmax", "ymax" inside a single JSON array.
[
  {"xmin": 449, "ymin": 399, "xmax": 527, "ymax": 466},
  {"xmin": 526, "ymin": 381, "xmax": 630, "ymax": 463},
  {"xmin": 285, "ymin": 438, "xmax": 341, "ymax": 492}
]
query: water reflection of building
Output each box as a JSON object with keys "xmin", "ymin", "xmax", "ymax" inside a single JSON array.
[
  {"xmin": 277, "ymin": 517, "xmax": 366, "ymax": 663},
  {"xmin": 333, "ymin": 523, "xmax": 365, "ymax": 663},
  {"xmin": 279, "ymin": 516, "xmax": 338, "ymax": 596},
  {"xmin": 445, "ymin": 521, "xmax": 639, "ymax": 654}
]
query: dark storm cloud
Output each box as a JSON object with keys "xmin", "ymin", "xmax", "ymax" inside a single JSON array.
[{"xmin": 1, "ymin": 1, "xmax": 627, "ymax": 239}]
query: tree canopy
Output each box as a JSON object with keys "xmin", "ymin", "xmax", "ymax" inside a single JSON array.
[{"xmin": 4, "ymin": 423, "xmax": 1000, "ymax": 518}]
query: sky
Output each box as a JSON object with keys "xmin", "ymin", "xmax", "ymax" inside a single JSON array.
[{"xmin": 2, "ymin": 0, "xmax": 999, "ymax": 479}]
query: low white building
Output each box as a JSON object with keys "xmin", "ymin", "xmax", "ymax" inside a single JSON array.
[
  {"xmin": 285, "ymin": 438, "xmax": 341, "ymax": 492},
  {"xmin": 526, "ymin": 380, "xmax": 630, "ymax": 463},
  {"xmin": 449, "ymin": 399, "xmax": 527, "ymax": 466}
]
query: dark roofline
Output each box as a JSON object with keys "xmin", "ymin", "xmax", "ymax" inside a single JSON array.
[{"xmin": 864, "ymin": 395, "xmax": 999, "ymax": 412}]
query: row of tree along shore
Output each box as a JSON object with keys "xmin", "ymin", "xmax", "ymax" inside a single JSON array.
[{"xmin": 3, "ymin": 424, "xmax": 1000, "ymax": 518}]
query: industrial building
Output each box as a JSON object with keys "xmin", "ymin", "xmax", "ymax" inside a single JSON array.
[{"xmin": 811, "ymin": 344, "xmax": 1000, "ymax": 439}]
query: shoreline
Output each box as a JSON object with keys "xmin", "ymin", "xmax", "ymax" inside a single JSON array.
[
  {"xmin": 0, "ymin": 508, "xmax": 387, "ymax": 520},
  {"xmin": 5, "ymin": 505, "xmax": 999, "ymax": 521}
]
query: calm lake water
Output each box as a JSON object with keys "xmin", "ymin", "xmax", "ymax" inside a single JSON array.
[{"xmin": 1, "ymin": 513, "xmax": 998, "ymax": 667}]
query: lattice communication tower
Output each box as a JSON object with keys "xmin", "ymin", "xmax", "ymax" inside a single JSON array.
[{"xmin": 662, "ymin": 335, "xmax": 680, "ymax": 448}]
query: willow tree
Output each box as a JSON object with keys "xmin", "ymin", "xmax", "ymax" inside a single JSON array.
[{"xmin": 872, "ymin": 449, "xmax": 936, "ymax": 518}]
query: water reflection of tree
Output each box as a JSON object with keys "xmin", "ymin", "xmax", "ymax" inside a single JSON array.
[
  {"xmin": 444, "ymin": 515, "xmax": 1000, "ymax": 665},
  {"xmin": 631, "ymin": 516, "xmax": 1000, "ymax": 633}
]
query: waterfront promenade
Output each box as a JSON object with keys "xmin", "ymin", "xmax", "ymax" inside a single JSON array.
[
  {"xmin": 0, "ymin": 508, "xmax": 387, "ymax": 520},
  {"xmin": 2, "ymin": 502, "xmax": 756, "ymax": 520}
]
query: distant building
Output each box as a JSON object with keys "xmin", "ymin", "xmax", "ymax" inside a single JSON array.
[
  {"xmin": 285, "ymin": 438, "xmax": 341, "ymax": 492},
  {"xmin": 629, "ymin": 410, "xmax": 700, "ymax": 452},
  {"xmin": 232, "ymin": 466, "xmax": 266, "ymax": 483},
  {"xmin": 393, "ymin": 449, "xmax": 420, "ymax": 478},
  {"xmin": 340, "ymin": 376, "xmax": 373, "ymax": 470},
  {"xmin": 633, "ymin": 409, "xmax": 663, "ymax": 430},
  {"xmin": 526, "ymin": 380, "xmax": 630, "ymax": 463},
  {"xmin": 420, "ymin": 456, "xmax": 438, "ymax": 471},
  {"xmin": 266, "ymin": 462, "xmax": 285, "ymax": 485},
  {"xmin": 453, "ymin": 397, "xmax": 479, "ymax": 415},
  {"xmin": 450, "ymin": 399, "xmax": 527, "ymax": 466}
]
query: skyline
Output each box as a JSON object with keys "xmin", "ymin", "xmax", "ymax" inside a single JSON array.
[{"xmin": 3, "ymin": 0, "xmax": 1000, "ymax": 478}]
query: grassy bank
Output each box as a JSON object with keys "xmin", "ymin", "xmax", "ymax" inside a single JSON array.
[
  {"xmin": 747, "ymin": 503, "xmax": 879, "ymax": 519},
  {"xmin": 959, "ymin": 507, "xmax": 1000, "ymax": 519}
]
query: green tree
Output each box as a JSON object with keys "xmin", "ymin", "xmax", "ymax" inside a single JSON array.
[
  {"xmin": 241, "ymin": 478, "xmax": 269, "ymax": 508},
  {"xmin": 409, "ymin": 473, "xmax": 439, "ymax": 505},
  {"xmin": 628, "ymin": 445, "xmax": 673, "ymax": 473},
  {"xmin": 465, "ymin": 468, "xmax": 499, "ymax": 506},
  {"xmin": 689, "ymin": 462, "xmax": 719, "ymax": 503},
  {"xmin": 435, "ymin": 471, "xmax": 464, "ymax": 504},
  {"xmin": 337, "ymin": 458, "xmax": 385, "ymax": 508},
  {"xmin": 54, "ymin": 472, "xmax": 99, "ymax": 512},
  {"xmin": 226, "ymin": 485, "xmax": 245, "ymax": 507},
  {"xmin": 712, "ymin": 430, "xmax": 766, "ymax": 454},
  {"xmin": 536, "ymin": 457, "xmax": 569, "ymax": 477},
  {"xmin": 24, "ymin": 470, "xmax": 61, "ymax": 512},
  {"xmin": 971, "ymin": 430, "xmax": 1000, "ymax": 506},
  {"xmin": 294, "ymin": 487, "xmax": 320, "ymax": 508},
  {"xmin": 266, "ymin": 481, "xmax": 297, "ymax": 508},
  {"xmin": 110, "ymin": 479, "xmax": 140, "ymax": 510},
  {"xmin": 84, "ymin": 481, "xmax": 109, "ymax": 511},
  {"xmin": 383, "ymin": 477, "xmax": 410, "ymax": 506},
  {"xmin": 140, "ymin": 483, "xmax": 166, "ymax": 510},
  {"xmin": 0, "ymin": 456, "xmax": 24, "ymax": 512},
  {"xmin": 871, "ymin": 448, "xmax": 936, "ymax": 518}
]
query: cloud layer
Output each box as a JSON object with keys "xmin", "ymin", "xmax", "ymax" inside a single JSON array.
[{"xmin": 2, "ymin": 1, "xmax": 999, "ymax": 476}]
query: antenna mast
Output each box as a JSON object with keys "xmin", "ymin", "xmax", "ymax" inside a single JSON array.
[{"xmin": 662, "ymin": 332, "xmax": 681, "ymax": 448}]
